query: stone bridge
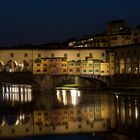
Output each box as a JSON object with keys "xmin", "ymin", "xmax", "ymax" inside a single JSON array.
[{"xmin": 34, "ymin": 75, "xmax": 108, "ymax": 92}]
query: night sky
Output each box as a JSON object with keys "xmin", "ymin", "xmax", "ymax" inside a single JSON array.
[{"xmin": 0, "ymin": 0, "xmax": 140, "ymax": 45}]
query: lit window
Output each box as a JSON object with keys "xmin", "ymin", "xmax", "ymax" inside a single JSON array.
[
  {"xmin": 37, "ymin": 69, "xmax": 40, "ymax": 72},
  {"xmin": 64, "ymin": 53, "xmax": 67, "ymax": 57},
  {"xmin": 89, "ymin": 53, "xmax": 92, "ymax": 57},
  {"xmin": 102, "ymin": 53, "xmax": 105, "ymax": 57},
  {"xmin": 38, "ymin": 53, "xmax": 41, "ymax": 57},
  {"xmin": 24, "ymin": 53, "xmax": 28, "ymax": 57},
  {"xmin": 51, "ymin": 53, "xmax": 54, "ymax": 57},
  {"xmin": 10, "ymin": 53, "xmax": 14, "ymax": 57},
  {"xmin": 77, "ymin": 53, "xmax": 80, "ymax": 57}
]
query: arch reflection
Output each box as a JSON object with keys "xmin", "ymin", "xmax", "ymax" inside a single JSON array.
[{"xmin": 0, "ymin": 83, "xmax": 32, "ymax": 106}]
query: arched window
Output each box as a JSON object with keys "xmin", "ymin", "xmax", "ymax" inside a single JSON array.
[
  {"xmin": 126, "ymin": 57, "xmax": 131, "ymax": 74},
  {"xmin": 5, "ymin": 60, "xmax": 18, "ymax": 72},
  {"xmin": 19, "ymin": 60, "xmax": 31, "ymax": 72},
  {"xmin": 132, "ymin": 57, "xmax": 138, "ymax": 74},
  {"xmin": 120, "ymin": 58, "xmax": 125, "ymax": 74}
]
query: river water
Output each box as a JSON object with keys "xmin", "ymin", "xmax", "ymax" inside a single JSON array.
[{"xmin": 0, "ymin": 83, "xmax": 140, "ymax": 139}]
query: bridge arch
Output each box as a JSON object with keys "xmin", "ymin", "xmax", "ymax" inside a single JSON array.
[
  {"xmin": 5, "ymin": 60, "xmax": 18, "ymax": 72},
  {"xmin": 0, "ymin": 60, "xmax": 4, "ymax": 72},
  {"xmin": 19, "ymin": 60, "xmax": 31, "ymax": 72}
]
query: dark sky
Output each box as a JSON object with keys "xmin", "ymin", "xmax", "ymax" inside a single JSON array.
[{"xmin": 0, "ymin": 0, "xmax": 140, "ymax": 45}]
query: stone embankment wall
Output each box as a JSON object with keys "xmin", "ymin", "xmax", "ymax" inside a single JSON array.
[{"xmin": 107, "ymin": 74, "xmax": 140, "ymax": 88}]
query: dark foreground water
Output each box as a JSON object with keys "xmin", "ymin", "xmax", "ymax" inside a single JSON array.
[{"xmin": 9, "ymin": 134, "xmax": 105, "ymax": 140}]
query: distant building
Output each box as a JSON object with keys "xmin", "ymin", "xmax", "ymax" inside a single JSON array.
[{"xmin": 0, "ymin": 20, "xmax": 140, "ymax": 76}]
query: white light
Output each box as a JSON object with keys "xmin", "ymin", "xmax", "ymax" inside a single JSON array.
[
  {"xmin": 15, "ymin": 119, "xmax": 19, "ymax": 125},
  {"xmin": 6, "ymin": 87, "xmax": 9, "ymax": 93},
  {"xmin": 21, "ymin": 87, "xmax": 23, "ymax": 93},
  {"xmin": 77, "ymin": 90, "xmax": 81, "ymax": 97},
  {"xmin": 116, "ymin": 95, "xmax": 118, "ymax": 100},
  {"xmin": 70, "ymin": 89, "xmax": 77, "ymax": 106},
  {"xmin": 2, "ymin": 86, "xmax": 5, "ymax": 93},
  {"xmin": 1, "ymin": 120, "xmax": 5, "ymax": 126},
  {"xmin": 62, "ymin": 90, "xmax": 67, "ymax": 105},
  {"xmin": 9, "ymin": 68, "xmax": 12, "ymax": 72},
  {"xmin": 56, "ymin": 90, "xmax": 61, "ymax": 102},
  {"xmin": 135, "ymin": 106, "xmax": 138, "ymax": 119},
  {"xmin": 28, "ymin": 92, "xmax": 32, "ymax": 101},
  {"xmin": 20, "ymin": 93, "xmax": 24, "ymax": 102}
]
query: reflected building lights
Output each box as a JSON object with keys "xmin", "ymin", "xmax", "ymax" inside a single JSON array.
[
  {"xmin": 62, "ymin": 90, "xmax": 67, "ymax": 105},
  {"xmin": 135, "ymin": 100, "xmax": 139, "ymax": 119},
  {"xmin": 135, "ymin": 106, "xmax": 138, "ymax": 119},
  {"xmin": 56, "ymin": 89, "xmax": 81, "ymax": 106},
  {"xmin": 70, "ymin": 90, "xmax": 77, "ymax": 106},
  {"xmin": 56, "ymin": 90, "xmax": 61, "ymax": 103},
  {"xmin": 15, "ymin": 119, "xmax": 19, "ymax": 126},
  {"xmin": 1, "ymin": 84, "xmax": 32, "ymax": 103}
]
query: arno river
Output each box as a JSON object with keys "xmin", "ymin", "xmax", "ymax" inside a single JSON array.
[{"xmin": 0, "ymin": 83, "xmax": 140, "ymax": 140}]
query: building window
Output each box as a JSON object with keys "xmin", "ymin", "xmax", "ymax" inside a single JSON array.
[
  {"xmin": 43, "ymin": 69, "xmax": 47, "ymax": 72},
  {"xmin": 37, "ymin": 64, "xmax": 40, "ymax": 66},
  {"xmin": 10, "ymin": 53, "xmax": 14, "ymax": 57},
  {"xmin": 24, "ymin": 53, "xmax": 28, "ymax": 57},
  {"xmin": 38, "ymin": 53, "xmax": 41, "ymax": 58},
  {"xmin": 64, "ymin": 53, "xmax": 67, "ymax": 57},
  {"xmin": 37, "ymin": 69, "xmax": 40, "ymax": 72},
  {"xmin": 77, "ymin": 53, "xmax": 80, "ymax": 57},
  {"xmin": 51, "ymin": 53, "xmax": 54, "ymax": 57},
  {"xmin": 76, "ymin": 68, "xmax": 80, "ymax": 72},
  {"xmin": 102, "ymin": 53, "xmax": 105, "ymax": 57},
  {"xmin": 89, "ymin": 53, "xmax": 92, "ymax": 57}
]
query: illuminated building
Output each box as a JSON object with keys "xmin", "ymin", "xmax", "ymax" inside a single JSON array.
[{"xmin": 0, "ymin": 20, "xmax": 139, "ymax": 76}]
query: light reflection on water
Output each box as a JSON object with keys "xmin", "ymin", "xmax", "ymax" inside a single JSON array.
[
  {"xmin": 56, "ymin": 89, "xmax": 81, "ymax": 106},
  {"xmin": 0, "ymin": 83, "xmax": 32, "ymax": 106}
]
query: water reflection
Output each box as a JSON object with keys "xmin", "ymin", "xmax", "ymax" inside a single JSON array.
[
  {"xmin": 115, "ymin": 92, "xmax": 140, "ymax": 129},
  {"xmin": 1, "ymin": 83, "xmax": 140, "ymax": 138},
  {"xmin": 56, "ymin": 89, "xmax": 81, "ymax": 106},
  {"xmin": 0, "ymin": 83, "xmax": 32, "ymax": 106}
]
